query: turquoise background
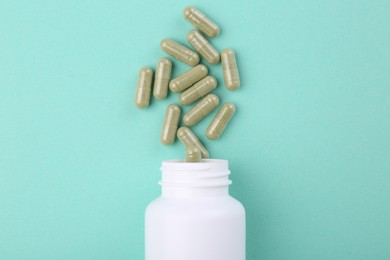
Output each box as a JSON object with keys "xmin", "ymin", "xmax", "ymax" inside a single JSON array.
[{"xmin": 1, "ymin": 0, "xmax": 389, "ymax": 259}]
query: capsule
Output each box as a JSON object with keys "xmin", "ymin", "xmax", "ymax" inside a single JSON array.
[
  {"xmin": 187, "ymin": 30, "xmax": 220, "ymax": 64},
  {"xmin": 179, "ymin": 76, "xmax": 217, "ymax": 106},
  {"xmin": 221, "ymin": 48, "xmax": 240, "ymax": 90},
  {"xmin": 153, "ymin": 58, "xmax": 172, "ymax": 99},
  {"xmin": 161, "ymin": 104, "xmax": 181, "ymax": 145},
  {"xmin": 183, "ymin": 94, "xmax": 219, "ymax": 126},
  {"xmin": 169, "ymin": 64, "xmax": 208, "ymax": 93},
  {"xmin": 186, "ymin": 146, "xmax": 201, "ymax": 162},
  {"xmin": 183, "ymin": 6, "xmax": 220, "ymax": 38},
  {"xmin": 161, "ymin": 39, "xmax": 199, "ymax": 66},
  {"xmin": 177, "ymin": 127, "xmax": 209, "ymax": 158},
  {"xmin": 134, "ymin": 67, "xmax": 153, "ymax": 108},
  {"xmin": 206, "ymin": 103, "xmax": 236, "ymax": 140}
]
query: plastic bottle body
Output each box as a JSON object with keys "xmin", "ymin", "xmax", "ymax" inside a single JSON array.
[{"xmin": 145, "ymin": 159, "xmax": 246, "ymax": 260}]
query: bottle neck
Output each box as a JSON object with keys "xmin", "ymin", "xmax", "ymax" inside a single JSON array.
[{"xmin": 160, "ymin": 159, "xmax": 232, "ymax": 199}]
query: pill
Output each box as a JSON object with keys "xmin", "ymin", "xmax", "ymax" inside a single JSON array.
[
  {"xmin": 183, "ymin": 6, "xmax": 220, "ymax": 38},
  {"xmin": 161, "ymin": 39, "xmax": 199, "ymax": 66},
  {"xmin": 153, "ymin": 58, "xmax": 172, "ymax": 100},
  {"xmin": 177, "ymin": 127, "xmax": 209, "ymax": 158},
  {"xmin": 169, "ymin": 64, "xmax": 208, "ymax": 93},
  {"xmin": 134, "ymin": 67, "xmax": 153, "ymax": 108},
  {"xmin": 221, "ymin": 48, "xmax": 240, "ymax": 90},
  {"xmin": 179, "ymin": 76, "xmax": 217, "ymax": 106},
  {"xmin": 161, "ymin": 104, "xmax": 181, "ymax": 145},
  {"xmin": 206, "ymin": 103, "xmax": 236, "ymax": 140},
  {"xmin": 186, "ymin": 146, "xmax": 201, "ymax": 162},
  {"xmin": 183, "ymin": 94, "xmax": 219, "ymax": 126},
  {"xmin": 187, "ymin": 30, "xmax": 220, "ymax": 64}
]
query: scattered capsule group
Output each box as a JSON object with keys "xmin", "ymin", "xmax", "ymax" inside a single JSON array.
[{"xmin": 134, "ymin": 6, "xmax": 241, "ymax": 162}]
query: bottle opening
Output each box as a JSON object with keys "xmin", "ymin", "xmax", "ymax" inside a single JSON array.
[{"xmin": 160, "ymin": 159, "xmax": 232, "ymax": 188}]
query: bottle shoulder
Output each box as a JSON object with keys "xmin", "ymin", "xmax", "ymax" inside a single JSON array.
[
  {"xmin": 227, "ymin": 195, "xmax": 246, "ymax": 214},
  {"xmin": 145, "ymin": 196, "xmax": 164, "ymax": 214},
  {"xmin": 145, "ymin": 195, "xmax": 245, "ymax": 218}
]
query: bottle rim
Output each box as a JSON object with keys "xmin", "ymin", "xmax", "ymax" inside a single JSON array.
[{"xmin": 160, "ymin": 159, "xmax": 232, "ymax": 188}]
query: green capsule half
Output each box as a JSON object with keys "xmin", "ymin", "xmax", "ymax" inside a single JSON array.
[
  {"xmin": 134, "ymin": 67, "xmax": 153, "ymax": 108},
  {"xmin": 161, "ymin": 104, "xmax": 181, "ymax": 145},
  {"xmin": 161, "ymin": 38, "xmax": 199, "ymax": 66},
  {"xmin": 169, "ymin": 64, "xmax": 208, "ymax": 93},
  {"xmin": 186, "ymin": 146, "xmax": 201, "ymax": 162},
  {"xmin": 183, "ymin": 6, "xmax": 220, "ymax": 38},
  {"xmin": 153, "ymin": 58, "xmax": 172, "ymax": 100},
  {"xmin": 187, "ymin": 30, "xmax": 220, "ymax": 64},
  {"xmin": 177, "ymin": 126, "xmax": 209, "ymax": 158},
  {"xmin": 183, "ymin": 94, "xmax": 219, "ymax": 126},
  {"xmin": 179, "ymin": 76, "xmax": 217, "ymax": 106},
  {"xmin": 221, "ymin": 48, "xmax": 240, "ymax": 90},
  {"xmin": 206, "ymin": 103, "xmax": 236, "ymax": 140}
]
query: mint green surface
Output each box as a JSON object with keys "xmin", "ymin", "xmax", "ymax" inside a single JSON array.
[{"xmin": 1, "ymin": 0, "xmax": 389, "ymax": 259}]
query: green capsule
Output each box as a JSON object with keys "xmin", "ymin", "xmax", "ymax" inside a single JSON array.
[
  {"xmin": 179, "ymin": 76, "xmax": 217, "ymax": 106},
  {"xmin": 183, "ymin": 6, "xmax": 220, "ymax": 38},
  {"xmin": 153, "ymin": 58, "xmax": 172, "ymax": 100},
  {"xmin": 187, "ymin": 30, "xmax": 220, "ymax": 64},
  {"xmin": 169, "ymin": 64, "xmax": 208, "ymax": 93},
  {"xmin": 161, "ymin": 38, "xmax": 199, "ymax": 66},
  {"xmin": 177, "ymin": 127, "xmax": 209, "ymax": 158},
  {"xmin": 186, "ymin": 146, "xmax": 201, "ymax": 162},
  {"xmin": 183, "ymin": 94, "xmax": 219, "ymax": 126},
  {"xmin": 161, "ymin": 104, "xmax": 181, "ymax": 145},
  {"xmin": 134, "ymin": 67, "xmax": 153, "ymax": 108},
  {"xmin": 221, "ymin": 48, "xmax": 240, "ymax": 90},
  {"xmin": 206, "ymin": 103, "xmax": 236, "ymax": 140}
]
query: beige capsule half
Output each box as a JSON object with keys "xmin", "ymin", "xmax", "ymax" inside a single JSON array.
[
  {"xmin": 134, "ymin": 67, "xmax": 153, "ymax": 108},
  {"xmin": 187, "ymin": 30, "xmax": 220, "ymax": 64},
  {"xmin": 177, "ymin": 127, "xmax": 209, "ymax": 158},
  {"xmin": 179, "ymin": 76, "xmax": 217, "ymax": 106},
  {"xmin": 153, "ymin": 58, "xmax": 172, "ymax": 99},
  {"xmin": 161, "ymin": 104, "xmax": 181, "ymax": 145},
  {"xmin": 221, "ymin": 48, "xmax": 240, "ymax": 90},
  {"xmin": 206, "ymin": 103, "xmax": 236, "ymax": 140},
  {"xmin": 169, "ymin": 64, "xmax": 208, "ymax": 93},
  {"xmin": 186, "ymin": 146, "xmax": 201, "ymax": 162},
  {"xmin": 161, "ymin": 39, "xmax": 199, "ymax": 66},
  {"xmin": 183, "ymin": 94, "xmax": 219, "ymax": 126},
  {"xmin": 183, "ymin": 6, "xmax": 220, "ymax": 38}
]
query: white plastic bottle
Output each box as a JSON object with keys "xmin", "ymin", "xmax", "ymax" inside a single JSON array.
[{"xmin": 145, "ymin": 159, "xmax": 246, "ymax": 260}]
